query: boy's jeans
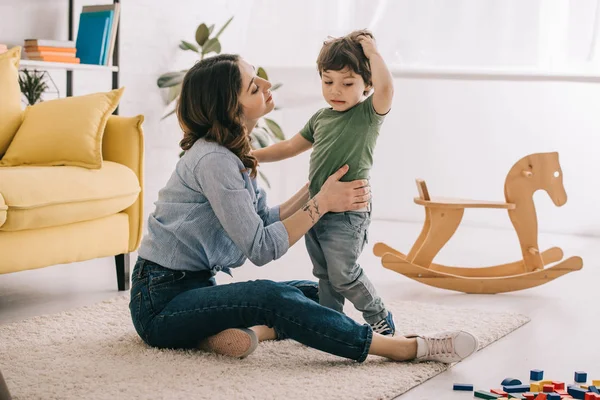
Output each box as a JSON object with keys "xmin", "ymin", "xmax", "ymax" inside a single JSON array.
[
  {"xmin": 305, "ymin": 211, "xmax": 388, "ymax": 325},
  {"xmin": 129, "ymin": 257, "xmax": 373, "ymax": 362}
]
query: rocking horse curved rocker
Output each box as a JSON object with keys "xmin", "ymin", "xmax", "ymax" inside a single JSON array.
[{"xmin": 373, "ymin": 152, "xmax": 583, "ymax": 294}]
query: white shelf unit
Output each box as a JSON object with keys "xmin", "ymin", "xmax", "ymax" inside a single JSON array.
[{"xmin": 19, "ymin": 59, "xmax": 119, "ymax": 72}]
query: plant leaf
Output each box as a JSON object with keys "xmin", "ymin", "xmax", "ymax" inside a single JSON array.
[
  {"xmin": 271, "ymin": 82, "xmax": 282, "ymax": 91},
  {"xmin": 179, "ymin": 40, "xmax": 199, "ymax": 52},
  {"xmin": 161, "ymin": 107, "xmax": 177, "ymax": 120},
  {"xmin": 202, "ymin": 38, "xmax": 221, "ymax": 55},
  {"xmin": 258, "ymin": 170, "xmax": 271, "ymax": 189},
  {"xmin": 207, "ymin": 24, "xmax": 215, "ymax": 35},
  {"xmin": 263, "ymin": 118, "xmax": 285, "ymax": 141},
  {"xmin": 214, "ymin": 16, "xmax": 234, "ymax": 39},
  {"xmin": 195, "ymin": 23, "xmax": 210, "ymax": 46},
  {"xmin": 257, "ymin": 67, "xmax": 268, "ymax": 80},
  {"xmin": 167, "ymin": 84, "xmax": 181, "ymax": 104},
  {"xmin": 157, "ymin": 71, "xmax": 186, "ymax": 88}
]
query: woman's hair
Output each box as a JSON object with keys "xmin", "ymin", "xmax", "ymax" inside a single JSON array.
[
  {"xmin": 178, "ymin": 53, "xmax": 258, "ymax": 177},
  {"xmin": 316, "ymin": 29, "xmax": 373, "ymax": 95}
]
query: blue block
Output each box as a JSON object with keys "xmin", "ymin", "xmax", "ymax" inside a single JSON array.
[
  {"xmin": 590, "ymin": 386, "xmax": 600, "ymax": 394},
  {"xmin": 568, "ymin": 385, "xmax": 588, "ymax": 399},
  {"xmin": 574, "ymin": 371, "xmax": 587, "ymax": 383},
  {"xmin": 502, "ymin": 377, "xmax": 522, "ymax": 386},
  {"xmin": 503, "ymin": 384, "xmax": 530, "ymax": 393},
  {"xmin": 547, "ymin": 394, "xmax": 561, "ymax": 400},
  {"xmin": 453, "ymin": 383, "xmax": 474, "ymax": 391},
  {"xmin": 530, "ymin": 369, "xmax": 544, "ymax": 381}
]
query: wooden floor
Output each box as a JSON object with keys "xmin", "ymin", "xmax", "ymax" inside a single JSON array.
[{"xmin": 1, "ymin": 220, "xmax": 598, "ymax": 399}]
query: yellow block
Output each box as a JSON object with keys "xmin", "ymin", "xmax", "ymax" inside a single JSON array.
[
  {"xmin": 593, "ymin": 380, "xmax": 600, "ymax": 386},
  {"xmin": 530, "ymin": 382, "xmax": 541, "ymax": 392}
]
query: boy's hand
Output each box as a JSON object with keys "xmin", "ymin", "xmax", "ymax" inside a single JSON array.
[{"xmin": 357, "ymin": 35, "xmax": 379, "ymax": 59}]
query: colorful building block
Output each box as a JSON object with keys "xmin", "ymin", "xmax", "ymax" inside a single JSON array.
[
  {"xmin": 546, "ymin": 394, "xmax": 560, "ymax": 400},
  {"xmin": 543, "ymin": 384, "xmax": 555, "ymax": 392},
  {"xmin": 492, "ymin": 389, "xmax": 509, "ymax": 396},
  {"xmin": 575, "ymin": 372, "xmax": 588, "ymax": 383},
  {"xmin": 590, "ymin": 386, "xmax": 600, "ymax": 394},
  {"xmin": 568, "ymin": 385, "xmax": 588, "ymax": 399},
  {"xmin": 453, "ymin": 383, "xmax": 474, "ymax": 391},
  {"xmin": 531, "ymin": 383, "xmax": 542, "ymax": 392},
  {"xmin": 593, "ymin": 381, "xmax": 600, "ymax": 387},
  {"xmin": 508, "ymin": 394, "xmax": 526, "ymax": 399},
  {"xmin": 475, "ymin": 390, "xmax": 502, "ymax": 399},
  {"xmin": 504, "ymin": 384, "xmax": 532, "ymax": 393},
  {"xmin": 586, "ymin": 393, "xmax": 597, "ymax": 400},
  {"xmin": 552, "ymin": 381, "xmax": 565, "ymax": 390},
  {"xmin": 503, "ymin": 378, "xmax": 523, "ymax": 386},
  {"xmin": 531, "ymin": 370, "xmax": 545, "ymax": 381},
  {"xmin": 534, "ymin": 394, "xmax": 547, "ymax": 400},
  {"xmin": 523, "ymin": 394, "xmax": 536, "ymax": 400}
]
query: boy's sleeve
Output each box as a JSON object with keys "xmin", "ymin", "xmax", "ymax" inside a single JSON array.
[
  {"xmin": 299, "ymin": 111, "xmax": 319, "ymax": 143},
  {"xmin": 362, "ymin": 94, "xmax": 388, "ymax": 126}
]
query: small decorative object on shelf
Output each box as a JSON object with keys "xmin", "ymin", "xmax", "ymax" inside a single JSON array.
[{"xmin": 18, "ymin": 69, "xmax": 60, "ymax": 106}]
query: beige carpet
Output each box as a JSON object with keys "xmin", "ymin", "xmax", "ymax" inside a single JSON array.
[{"xmin": 0, "ymin": 295, "xmax": 529, "ymax": 400}]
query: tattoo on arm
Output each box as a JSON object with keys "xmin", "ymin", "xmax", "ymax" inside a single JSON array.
[{"xmin": 302, "ymin": 198, "xmax": 322, "ymax": 224}]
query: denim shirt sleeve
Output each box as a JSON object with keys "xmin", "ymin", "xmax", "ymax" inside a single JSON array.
[
  {"xmin": 256, "ymin": 186, "xmax": 281, "ymax": 225},
  {"xmin": 194, "ymin": 153, "xmax": 290, "ymax": 266}
]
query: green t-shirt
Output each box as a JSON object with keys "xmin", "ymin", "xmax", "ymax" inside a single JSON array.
[{"xmin": 300, "ymin": 95, "xmax": 386, "ymax": 197}]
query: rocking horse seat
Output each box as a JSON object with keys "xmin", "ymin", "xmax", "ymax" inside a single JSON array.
[{"xmin": 414, "ymin": 196, "xmax": 516, "ymax": 210}]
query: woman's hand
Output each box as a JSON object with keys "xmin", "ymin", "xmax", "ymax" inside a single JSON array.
[{"xmin": 316, "ymin": 165, "xmax": 370, "ymax": 213}]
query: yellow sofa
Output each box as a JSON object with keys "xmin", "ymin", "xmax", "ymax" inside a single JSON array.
[{"xmin": 0, "ymin": 47, "xmax": 144, "ymax": 291}]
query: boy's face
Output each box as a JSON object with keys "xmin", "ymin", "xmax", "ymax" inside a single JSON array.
[{"xmin": 321, "ymin": 68, "xmax": 371, "ymax": 112}]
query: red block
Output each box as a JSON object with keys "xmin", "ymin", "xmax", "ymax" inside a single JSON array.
[
  {"xmin": 524, "ymin": 393, "xmax": 536, "ymax": 400},
  {"xmin": 555, "ymin": 389, "xmax": 569, "ymax": 396},
  {"xmin": 586, "ymin": 393, "xmax": 596, "ymax": 400},
  {"xmin": 492, "ymin": 389, "xmax": 509, "ymax": 396},
  {"xmin": 543, "ymin": 384, "xmax": 555, "ymax": 392},
  {"xmin": 535, "ymin": 394, "xmax": 547, "ymax": 400},
  {"xmin": 552, "ymin": 381, "xmax": 565, "ymax": 390}
]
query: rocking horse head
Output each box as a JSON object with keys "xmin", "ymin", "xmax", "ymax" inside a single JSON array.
[{"xmin": 504, "ymin": 152, "xmax": 567, "ymax": 207}]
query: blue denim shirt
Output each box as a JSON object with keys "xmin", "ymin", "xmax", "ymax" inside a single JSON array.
[{"xmin": 138, "ymin": 138, "xmax": 289, "ymax": 276}]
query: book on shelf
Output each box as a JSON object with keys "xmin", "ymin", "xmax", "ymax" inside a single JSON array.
[
  {"xmin": 24, "ymin": 39, "xmax": 75, "ymax": 48},
  {"xmin": 22, "ymin": 40, "xmax": 80, "ymax": 64},
  {"xmin": 75, "ymin": 3, "xmax": 120, "ymax": 66}
]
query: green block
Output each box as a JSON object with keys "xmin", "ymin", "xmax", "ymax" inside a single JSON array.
[{"xmin": 474, "ymin": 390, "xmax": 501, "ymax": 399}]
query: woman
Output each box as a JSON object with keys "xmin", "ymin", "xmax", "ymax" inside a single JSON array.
[{"xmin": 130, "ymin": 54, "xmax": 479, "ymax": 363}]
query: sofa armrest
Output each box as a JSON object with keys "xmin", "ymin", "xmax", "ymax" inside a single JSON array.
[{"xmin": 102, "ymin": 115, "xmax": 145, "ymax": 252}]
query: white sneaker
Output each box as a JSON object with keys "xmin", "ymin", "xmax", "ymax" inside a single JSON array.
[
  {"xmin": 406, "ymin": 330, "xmax": 479, "ymax": 363},
  {"xmin": 199, "ymin": 328, "xmax": 258, "ymax": 359}
]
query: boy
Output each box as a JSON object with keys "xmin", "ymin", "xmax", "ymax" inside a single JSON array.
[{"xmin": 253, "ymin": 30, "xmax": 395, "ymax": 335}]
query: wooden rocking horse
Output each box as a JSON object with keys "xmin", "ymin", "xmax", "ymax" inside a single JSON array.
[{"xmin": 373, "ymin": 152, "xmax": 583, "ymax": 294}]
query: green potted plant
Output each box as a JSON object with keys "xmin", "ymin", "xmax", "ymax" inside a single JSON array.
[
  {"xmin": 157, "ymin": 17, "xmax": 285, "ymax": 187},
  {"xmin": 19, "ymin": 69, "xmax": 49, "ymax": 106}
]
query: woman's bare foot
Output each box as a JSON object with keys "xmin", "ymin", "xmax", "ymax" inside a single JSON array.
[{"xmin": 250, "ymin": 325, "xmax": 277, "ymax": 341}]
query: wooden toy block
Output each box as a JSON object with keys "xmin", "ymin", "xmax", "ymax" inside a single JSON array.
[
  {"xmin": 523, "ymin": 393, "xmax": 536, "ymax": 400},
  {"xmin": 568, "ymin": 385, "xmax": 588, "ymax": 399},
  {"xmin": 543, "ymin": 384, "xmax": 555, "ymax": 392},
  {"xmin": 575, "ymin": 372, "xmax": 588, "ymax": 383},
  {"xmin": 493, "ymin": 389, "xmax": 509, "ymax": 396},
  {"xmin": 373, "ymin": 152, "xmax": 584, "ymax": 294},
  {"xmin": 585, "ymin": 393, "xmax": 596, "ymax": 400},
  {"xmin": 590, "ymin": 386, "xmax": 600, "ymax": 394},
  {"xmin": 453, "ymin": 383, "xmax": 474, "ymax": 391},
  {"xmin": 530, "ymin": 371, "xmax": 545, "ymax": 381},
  {"xmin": 593, "ymin": 381, "xmax": 600, "ymax": 387},
  {"xmin": 553, "ymin": 382, "xmax": 566, "ymax": 390},
  {"xmin": 583, "ymin": 386, "xmax": 590, "ymax": 390},
  {"xmin": 505, "ymin": 385, "xmax": 532, "ymax": 393},
  {"xmin": 475, "ymin": 390, "xmax": 502, "ymax": 399},
  {"xmin": 508, "ymin": 394, "xmax": 526, "ymax": 399},
  {"xmin": 540, "ymin": 380, "xmax": 554, "ymax": 386},
  {"xmin": 534, "ymin": 394, "xmax": 547, "ymax": 400},
  {"xmin": 531, "ymin": 383, "xmax": 542, "ymax": 392},
  {"xmin": 555, "ymin": 389, "xmax": 569, "ymax": 396},
  {"xmin": 504, "ymin": 378, "xmax": 524, "ymax": 386},
  {"xmin": 546, "ymin": 394, "xmax": 560, "ymax": 400}
]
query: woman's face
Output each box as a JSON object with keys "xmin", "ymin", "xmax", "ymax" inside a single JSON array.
[{"xmin": 238, "ymin": 58, "xmax": 274, "ymax": 122}]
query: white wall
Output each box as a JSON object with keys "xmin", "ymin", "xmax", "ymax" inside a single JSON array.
[{"xmin": 1, "ymin": 0, "xmax": 598, "ymax": 236}]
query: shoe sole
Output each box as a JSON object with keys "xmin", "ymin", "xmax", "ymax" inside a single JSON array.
[{"xmin": 200, "ymin": 328, "xmax": 258, "ymax": 358}]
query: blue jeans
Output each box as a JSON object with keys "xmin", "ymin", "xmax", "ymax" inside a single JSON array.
[
  {"xmin": 129, "ymin": 257, "xmax": 373, "ymax": 362},
  {"xmin": 305, "ymin": 211, "xmax": 388, "ymax": 325}
]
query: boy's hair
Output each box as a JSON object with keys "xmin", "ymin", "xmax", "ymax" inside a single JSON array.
[{"xmin": 317, "ymin": 29, "xmax": 373, "ymax": 95}]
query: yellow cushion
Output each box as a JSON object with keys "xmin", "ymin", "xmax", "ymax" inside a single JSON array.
[
  {"xmin": 0, "ymin": 47, "xmax": 23, "ymax": 157},
  {"xmin": 0, "ymin": 87, "xmax": 124, "ymax": 169},
  {"xmin": 0, "ymin": 161, "xmax": 140, "ymax": 231}
]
